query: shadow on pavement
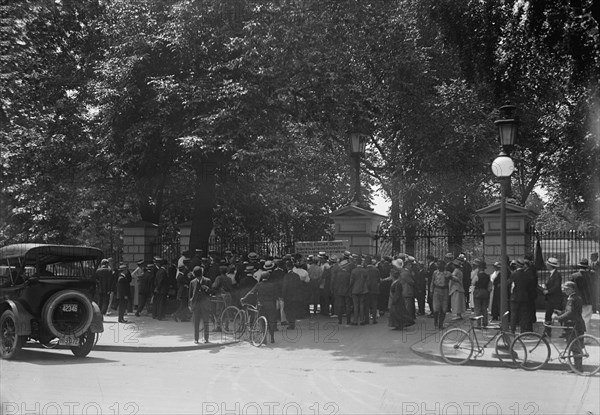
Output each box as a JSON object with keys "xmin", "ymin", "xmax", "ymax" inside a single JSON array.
[{"xmin": 12, "ymin": 347, "xmax": 119, "ymax": 365}]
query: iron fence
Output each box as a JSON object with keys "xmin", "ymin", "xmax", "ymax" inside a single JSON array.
[
  {"xmin": 374, "ymin": 229, "xmax": 485, "ymax": 262},
  {"xmin": 151, "ymin": 231, "xmax": 181, "ymax": 265},
  {"xmin": 533, "ymin": 229, "xmax": 599, "ymax": 278}
]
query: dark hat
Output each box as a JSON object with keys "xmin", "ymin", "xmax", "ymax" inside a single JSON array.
[
  {"xmin": 119, "ymin": 263, "xmax": 127, "ymax": 270},
  {"xmin": 136, "ymin": 259, "xmax": 145, "ymax": 266},
  {"xmin": 219, "ymin": 259, "xmax": 228, "ymax": 266},
  {"xmin": 146, "ymin": 263, "xmax": 155, "ymax": 270},
  {"xmin": 477, "ymin": 261, "xmax": 487, "ymax": 269},
  {"xmin": 451, "ymin": 259, "xmax": 462, "ymax": 266},
  {"xmin": 178, "ymin": 264, "xmax": 186, "ymax": 270},
  {"xmin": 578, "ymin": 259, "xmax": 589, "ymax": 268},
  {"xmin": 263, "ymin": 260, "xmax": 275, "ymax": 270},
  {"xmin": 193, "ymin": 266, "xmax": 203, "ymax": 275}
]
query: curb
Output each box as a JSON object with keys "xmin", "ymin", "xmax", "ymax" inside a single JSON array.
[
  {"xmin": 23, "ymin": 339, "xmax": 240, "ymax": 354},
  {"xmin": 93, "ymin": 339, "xmax": 239, "ymax": 353}
]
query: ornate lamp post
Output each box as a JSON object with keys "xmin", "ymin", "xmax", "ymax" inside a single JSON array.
[
  {"xmin": 491, "ymin": 104, "xmax": 518, "ymax": 331},
  {"xmin": 349, "ymin": 131, "xmax": 368, "ymax": 207}
]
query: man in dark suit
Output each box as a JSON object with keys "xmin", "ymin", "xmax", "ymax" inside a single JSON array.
[
  {"xmin": 282, "ymin": 261, "xmax": 304, "ymax": 330},
  {"xmin": 152, "ymin": 258, "xmax": 169, "ymax": 320},
  {"xmin": 570, "ymin": 259, "xmax": 593, "ymax": 334},
  {"xmin": 509, "ymin": 259, "xmax": 537, "ymax": 333},
  {"xmin": 117, "ymin": 264, "xmax": 130, "ymax": 323},
  {"xmin": 331, "ymin": 258, "xmax": 352, "ymax": 325},
  {"xmin": 189, "ymin": 266, "xmax": 213, "ymax": 344},
  {"xmin": 543, "ymin": 257, "xmax": 563, "ymax": 335}
]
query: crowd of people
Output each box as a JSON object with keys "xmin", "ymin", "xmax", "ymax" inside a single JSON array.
[{"xmin": 94, "ymin": 248, "xmax": 600, "ymax": 346}]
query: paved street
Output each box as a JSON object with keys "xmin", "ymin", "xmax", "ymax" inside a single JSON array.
[{"xmin": 1, "ymin": 313, "xmax": 599, "ymax": 415}]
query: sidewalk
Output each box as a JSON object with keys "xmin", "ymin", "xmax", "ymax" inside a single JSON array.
[
  {"xmin": 410, "ymin": 310, "xmax": 600, "ymax": 371},
  {"xmin": 93, "ymin": 312, "xmax": 238, "ymax": 352}
]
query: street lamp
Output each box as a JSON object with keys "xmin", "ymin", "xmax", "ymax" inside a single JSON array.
[
  {"xmin": 349, "ymin": 131, "xmax": 368, "ymax": 207},
  {"xmin": 492, "ymin": 104, "xmax": 518, "ymax": 331}
]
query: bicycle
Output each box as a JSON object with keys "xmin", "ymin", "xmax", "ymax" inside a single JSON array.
[
  {"xmin": 510, "ymin": 323, "xmax": 600, "ymax": 376},
  {"xmin": 232, "ymin": 301, "xmax": 268, "ymax": 347},
  {"xmin": 220, "ymin": 304, "xmax": 240, "ymax": 336},
  {"xmin": 439, "ymin": 311, "xmax": 518, "ymax": 367}
]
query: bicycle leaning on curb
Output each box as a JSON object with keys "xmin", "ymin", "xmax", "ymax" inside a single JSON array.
[
  {"xmin": 231, "ymin": 301, "xmax": 268, "ymax": 347},
  {"xmin": 439, "ymin": 311, "xmax": 518, "ymax": 367},
  {"xmin": 509, "ymin": 323, "xmax": 600, "ymax": 376}
]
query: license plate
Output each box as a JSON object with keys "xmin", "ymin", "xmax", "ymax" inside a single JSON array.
[
  {"xmin": 62, "ymin": 304, "xmax": 78, "ymax": 312},
  {"xmin": 58, "ymin": 335, "xmax": 80, "ymax": 346}
]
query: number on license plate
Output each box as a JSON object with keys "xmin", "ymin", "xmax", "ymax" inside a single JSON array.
[
  {"xmin": 58, "ymin": 335, "xmax": 80, "ymax": 346},
  {"xmin": 62, "ymin": 303, "xmax": 78, "ymax": 312}
]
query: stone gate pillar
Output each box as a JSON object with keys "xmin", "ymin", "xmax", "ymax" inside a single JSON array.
[
  {"xmin": 122, "ymin": 220, "xmax": 158, "ymax": 306},
  {"xmin": 476, "ymin": 202, "xmax": 538, "ymax": 271},
  {"xmin": 330, "ymin": 206, "xmax": 387, "ymax": 256}
]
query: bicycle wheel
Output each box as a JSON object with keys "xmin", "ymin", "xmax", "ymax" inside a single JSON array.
[
  {"xmin": 494, "ymin": 331, "xmax": 519, "ymax": 368},
  {"xmin": 220, "ymin": 306, "xmax": 239, "ymax": 335},
  {"xmin": 511, "ymin": 332, "xmax": 550, "ymax": 370},
  {"xmin": 440, "ymin": 328, "xmax": 473, "ymax": 365},
  {"xmin": 232, "ymin": 310, "xmax": 247, "ymax": 340},
  {"xmin": 251, "ymin": 316, "xmax": 268, "ymax": 347},
  {"xmin": 566, "ymin": 334, "xmax": 600, "ymax": 376}
]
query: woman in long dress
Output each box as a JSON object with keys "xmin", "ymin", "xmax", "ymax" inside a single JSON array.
[
  {"xmin": 388, "ymin": 259, "xmax": 415, "ymax": 330},
  {"xmin": 448, "ymin": 260, "xmax": 466, "ymax": 320}
]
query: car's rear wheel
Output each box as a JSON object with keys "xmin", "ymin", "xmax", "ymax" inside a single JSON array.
[
  {"xmin": 0, "ymin": 310, "xmax": 25, "ymax": 360},
  {"xmin": 70, "ymin": 329, "xmax": 97, "ymax": 358},
  {"xmin": 42, "ymin": 290, "xmax": 94, "ymax": 339}
]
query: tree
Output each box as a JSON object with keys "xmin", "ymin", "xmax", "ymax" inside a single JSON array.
[{"xmin": 1, "ymin": 0, "xmax": 111, "ymax": 245}]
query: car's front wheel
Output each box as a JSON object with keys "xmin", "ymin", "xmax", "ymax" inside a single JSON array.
[
  {"xmin": 70, "ymin": 329, "xmax": 96, "ymax": 358},
  {"xmin": 0, "ymin": 310, "xmax": 25, "ymax": 360}
]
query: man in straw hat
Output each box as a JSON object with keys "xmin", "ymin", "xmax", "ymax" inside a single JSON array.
[{"xmin": 542, "ymin": 258, "xmax": 563, "ymax": 335}]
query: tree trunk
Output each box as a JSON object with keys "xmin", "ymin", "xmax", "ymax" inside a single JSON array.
[
  {"xmin": 189, "ymin": 161, "xmax": 217, "ymax": 254},
  {"xmin": 405, "ymin": 224, "xmax": 417, "ymax": 256},
  {"xmin": 389, "ymin": 181, "xmax": 402, "ymax": 254}
]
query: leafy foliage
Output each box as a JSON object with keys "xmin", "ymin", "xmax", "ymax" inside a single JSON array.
[{"xmin": 2, "ymin": 0, "xmax": 597, "ymax": 250}]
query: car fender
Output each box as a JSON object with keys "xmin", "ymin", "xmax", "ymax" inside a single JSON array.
[
  {"xmin": 0, "ymin": 300, "xmax": 33, "ymax": 335},
  {"xmin": 89, "ymin": 301, "xmax": 104, "ymax": 333}
]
